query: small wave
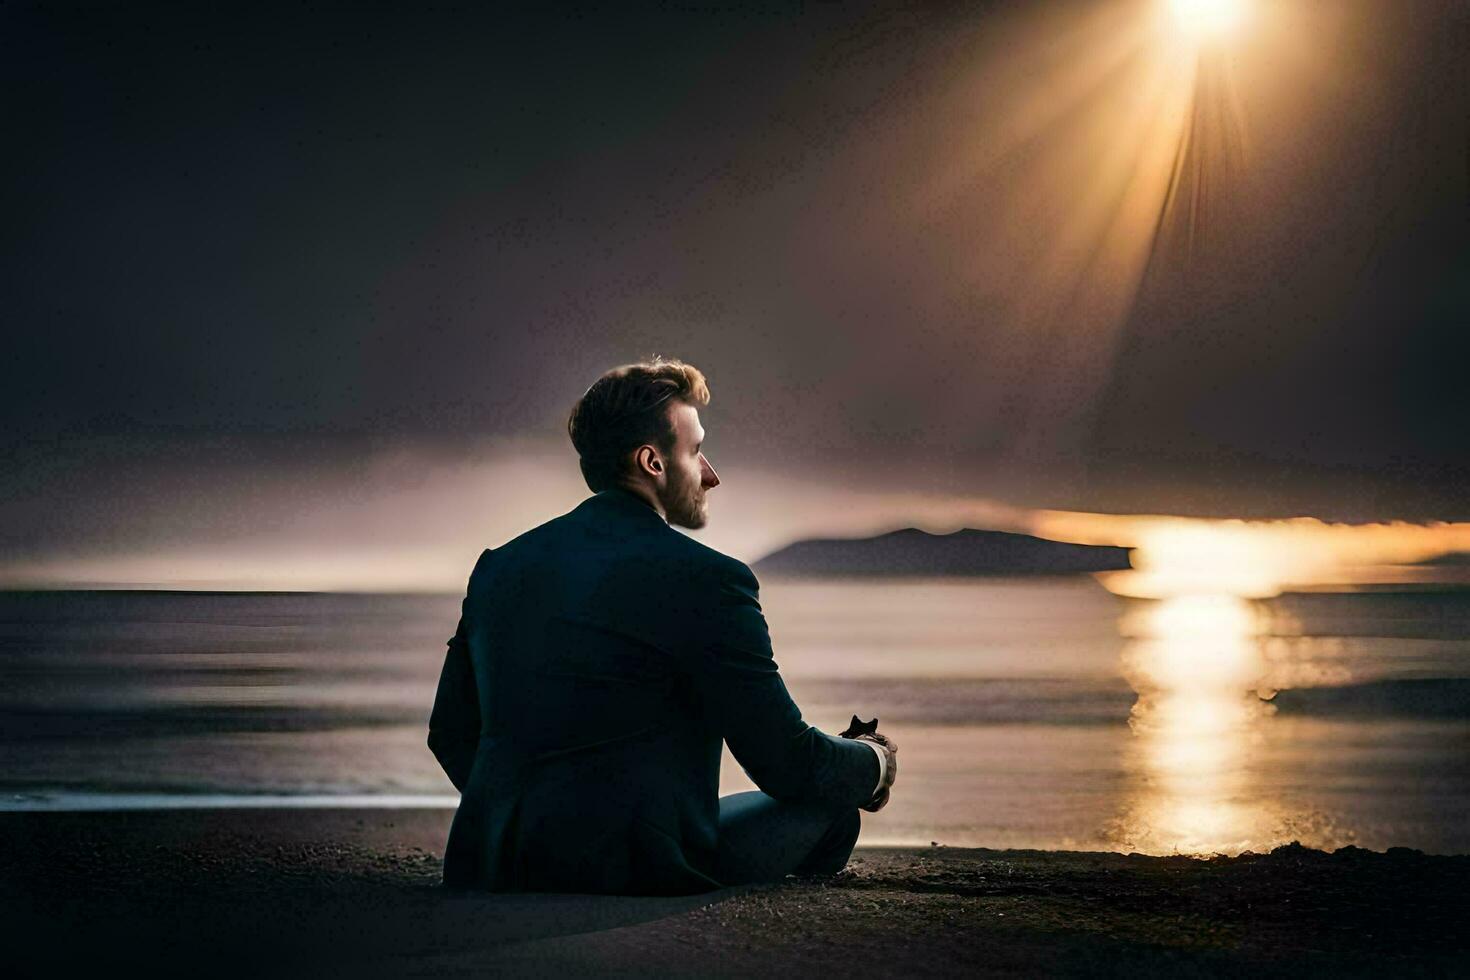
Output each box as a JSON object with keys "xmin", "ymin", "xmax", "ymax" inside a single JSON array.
[{"xmin": 1268, "ymin": 678, "xmax": 1470, "ymax": 720}]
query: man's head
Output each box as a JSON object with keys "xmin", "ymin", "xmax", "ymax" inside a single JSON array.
[{"xmin": 566, "ymin": 356, "xmax": 721, "ymax": 528}]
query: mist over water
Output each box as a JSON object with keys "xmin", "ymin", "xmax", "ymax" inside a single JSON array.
[{"xmin": 1, "ymin": 580, "xmax": 1466, "ymax": 855}]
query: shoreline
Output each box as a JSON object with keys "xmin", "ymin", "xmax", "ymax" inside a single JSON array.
[
  {"xmin": 8, "ymin": 793, "xmax": 1467, "ymax": 858},
  {"xmin": 5, "ymin": 807, "xmax": 1466, "ymax": 976},
  {"xmin": 0, "ymin": 791, "xmax": 463, "ymax": 811}
]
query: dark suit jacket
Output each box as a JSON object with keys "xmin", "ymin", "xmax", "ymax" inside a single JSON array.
[{"xmin": 427, "ymin": 485, "xmax": 879, "ymax": 895}]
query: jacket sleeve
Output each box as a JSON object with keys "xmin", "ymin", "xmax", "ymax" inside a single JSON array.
[
  {"xmin": 694, "ymin": 555, "xmax": 879, "ymax": 808},
  {"xmin": 428, "ymin": 548, "xmax": 491, "ymax": 793}
]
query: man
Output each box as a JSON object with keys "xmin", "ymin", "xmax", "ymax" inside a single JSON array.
[{"xmin": 428, "ymin": 356, "xmax": 898, "ymax": 895}]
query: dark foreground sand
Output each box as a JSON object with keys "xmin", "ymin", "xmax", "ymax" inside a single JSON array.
[{"xmin": 3, "ymin": 808, "xmax": 1465, "ymax": 978}]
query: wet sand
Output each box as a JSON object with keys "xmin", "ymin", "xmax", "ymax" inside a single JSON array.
[{"xmin": 4, "ymin": 808, "xmax": 1465, "ymax": 977}]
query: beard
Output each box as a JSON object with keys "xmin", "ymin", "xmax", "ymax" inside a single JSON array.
[{"xmin": 659, "ymin": 470, "xmax": 708, "ymax": 529}]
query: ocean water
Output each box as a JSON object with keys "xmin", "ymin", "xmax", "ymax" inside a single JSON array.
[{"xmin": 0, "ymin": 580, "xmax": 1466, "ymax": 855}]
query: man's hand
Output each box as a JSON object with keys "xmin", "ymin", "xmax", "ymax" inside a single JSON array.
[{"xmin": 854, "ymin": 730, "xmax": 897, "ymax": 812}]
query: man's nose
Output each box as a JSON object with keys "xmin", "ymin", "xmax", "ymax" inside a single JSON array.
[{"xmin": 700, "ymin": 454, "xmax": 720, "ymax": 489}]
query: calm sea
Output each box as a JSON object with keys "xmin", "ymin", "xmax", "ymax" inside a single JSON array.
[{"xmin": 1, "ymin": 580, "xmax": 1466, "ymax": 855}]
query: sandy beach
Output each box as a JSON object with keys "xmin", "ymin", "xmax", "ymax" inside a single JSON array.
[{"xmin": 4, "ymin": 807, "xmax": 1464, "ymax": 977}]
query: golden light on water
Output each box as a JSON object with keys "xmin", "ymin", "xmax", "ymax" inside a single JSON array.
[
  {"xmin": 1112, "ymin": 591, "xmax": 1279, "ymax": 854},
  {"xmin": 1070, "ymin": 510, "xmax": 1467, "ymax": 855},
  {"xmin": 1119, "ymin": 594, "xmax": 1263, "ymax": 687}
]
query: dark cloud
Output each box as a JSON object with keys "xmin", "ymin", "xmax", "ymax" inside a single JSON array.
[{"xmin": 2, "ymin": 0, "xmax": 1465, "ymax": 561}]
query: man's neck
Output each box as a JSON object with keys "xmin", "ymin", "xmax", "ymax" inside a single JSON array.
[{"xmin": 612, "ymin": 481, "xmax": 667, "ymax": 522}]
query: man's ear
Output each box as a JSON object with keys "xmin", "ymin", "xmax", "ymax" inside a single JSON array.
[{"xmin": 636, "ymin": 445, "xmax": 663, "ymax": 476}]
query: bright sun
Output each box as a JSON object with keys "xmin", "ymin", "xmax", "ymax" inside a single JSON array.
[{"xmin": 1168, "ymin": 0, "xmax": 1247, "ymax": 41}]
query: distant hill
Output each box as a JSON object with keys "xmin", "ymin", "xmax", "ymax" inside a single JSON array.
[{"xmin": 752, "ymin": 527, "xmax": 1131, "ymax": 578}]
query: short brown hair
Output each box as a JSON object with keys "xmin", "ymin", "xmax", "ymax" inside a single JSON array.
[{"xmin": 567, "ymin": 356, "xmax": 711, "ymax": 492}]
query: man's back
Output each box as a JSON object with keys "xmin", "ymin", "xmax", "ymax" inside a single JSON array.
[{"xmin": 427, "ymin": 485, "xmax": 880, "ymax": 895}]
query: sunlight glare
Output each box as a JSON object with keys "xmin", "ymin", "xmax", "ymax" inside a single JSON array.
[
  {"xmin": 1113, "ymin": 591, "xmax": 1275, "ymax": 854},
  {"xmin": 1168, "ymin": 0, "xmax": 1247, "ymax": 42}
]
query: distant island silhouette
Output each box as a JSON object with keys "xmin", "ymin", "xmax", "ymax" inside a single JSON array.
[{"xmin": 752, "ymin": 528, "xmax": 1132, "ymax": 578}]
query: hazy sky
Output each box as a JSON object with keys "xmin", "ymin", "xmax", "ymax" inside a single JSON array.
[{"xmin": 2, "ymin": 1, "xmax": 1465, "ymax": 587}]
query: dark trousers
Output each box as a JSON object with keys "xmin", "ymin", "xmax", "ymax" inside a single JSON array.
[{"xmin": 714, "ymin": 790, "xmax": 861, "ymax": 885}]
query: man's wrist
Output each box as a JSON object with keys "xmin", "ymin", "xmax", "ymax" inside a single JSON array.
[{"xmin": 858, "ymin": 737, "xmax": 887, "ymax": 797}]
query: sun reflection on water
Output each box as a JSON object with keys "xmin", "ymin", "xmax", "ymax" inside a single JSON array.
[{"xmin": 1110, "ymin": 592, "xmax": 1282, "ymax": 854}]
